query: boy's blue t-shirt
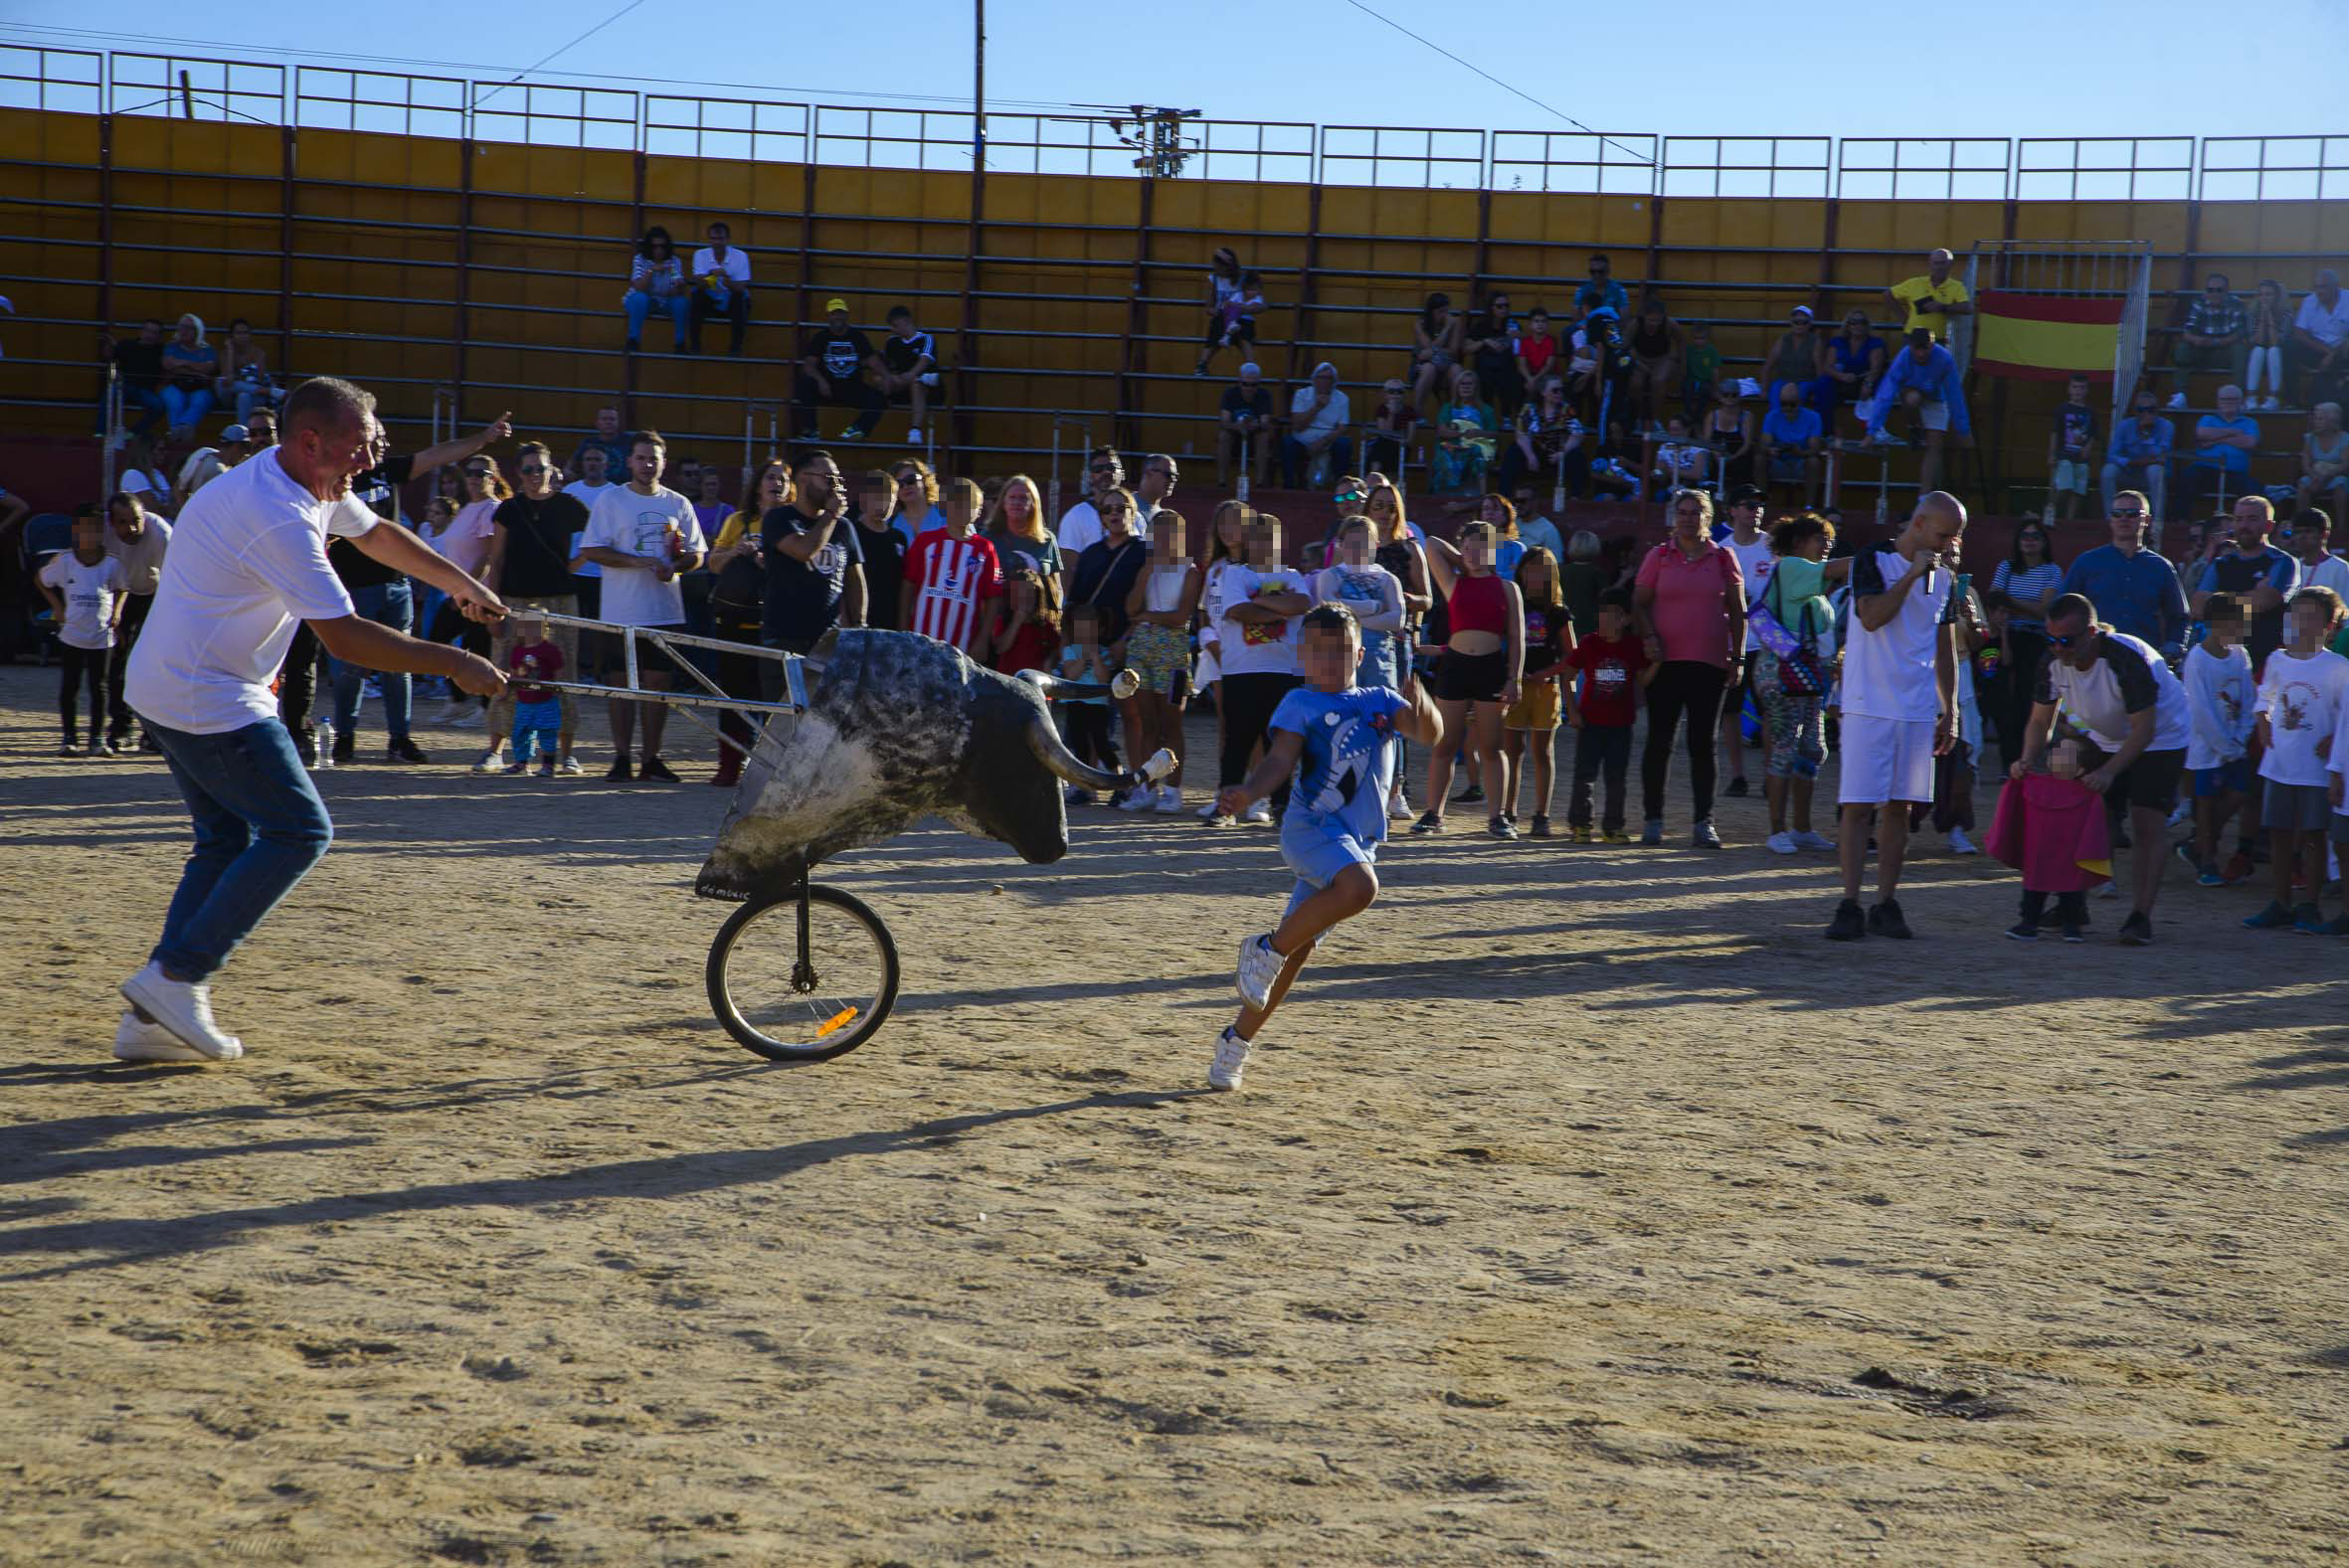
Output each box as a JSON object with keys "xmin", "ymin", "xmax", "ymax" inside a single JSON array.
[{"xmin": 1273, "ymin": 684, "xmax": 1408, "ymax": 849}]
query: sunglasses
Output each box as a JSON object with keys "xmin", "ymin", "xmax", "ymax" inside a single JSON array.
[
  {"xmin": 517, "ymin": 463, "xmax": 546, "ymax": 473},
  {"xmin": 464, "ymin": 467, "xmax": 492, "ymax": 478},
  {"xmin": 2050, "ymin": 632, "xmax": 2083, "ymax": 648},
  {"xmin": 2109, "ymin": 507, "xmax": 2146, "ymax": 518}
]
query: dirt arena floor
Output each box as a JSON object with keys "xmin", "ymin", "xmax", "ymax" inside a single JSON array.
[{"xmin": 2, "ymin": 660, "xmax": 2345, "ymax": 1566}]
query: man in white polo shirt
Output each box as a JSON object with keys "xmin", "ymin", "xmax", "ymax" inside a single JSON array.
[
  {"xmin": 1827, "ymin": 490, "xmax": 1965, "ymax": 942},
  {"xmin": 117, "ymin": 376, "xmax": 507, "ymax": 1064}
]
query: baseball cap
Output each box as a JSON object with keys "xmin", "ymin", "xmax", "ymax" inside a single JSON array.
[
  {"xmin": 1238, "ymin": 361, "xmax": 1260, "ymax": 377},
  {"xmin": 218, "ymin": 423, "xmax": 251, "ymax": 442},
  {"xmin": 824, "ymin": 296, "xmax": 848, "ymax": 314},
  {"xmin": 1790, "ymin": 304, "xmax": 1814, "ymax": 319},
  {"xmin": 1729, "ymin": 483, "xmax": 1766, "ymax": 505}
]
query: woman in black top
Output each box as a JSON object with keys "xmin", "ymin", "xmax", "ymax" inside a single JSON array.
[
  {"xmin": 1626, "ymin": 301, "xmax": 1683, "ymax": 430},
  {"xmin": 1068, "ymin": 487, "xmax": 1148, "ymax": 653}
]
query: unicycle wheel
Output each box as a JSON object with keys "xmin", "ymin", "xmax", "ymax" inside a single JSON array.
[{"xmin": 705, "ymin": 884, "xmax": 900, "ymax": 1062}]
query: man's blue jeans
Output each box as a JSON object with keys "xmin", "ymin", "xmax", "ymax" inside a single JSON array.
[
  {"xmin": 146, "ymin": 717, "xmax": 334, "ymax": 981},
  {"xmin": 123, "ymin": 385, "xmax": 166, "ymax": 436},
  {"xmin": 330, "ymin": 580, "xmax": 413, "ymax": 740},
  {"xmin": 1281, "ymin": 434, "xmax": 1355, "ymax": 489}
]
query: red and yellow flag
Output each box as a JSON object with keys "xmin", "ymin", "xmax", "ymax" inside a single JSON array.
[{"xmin": 1972, "ymin": 290, "xmax": 2125, "ymax": 382}]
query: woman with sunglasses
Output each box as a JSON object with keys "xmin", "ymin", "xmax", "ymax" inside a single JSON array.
[
  {"xmin": 1408, "ymin": 292, "xmax": 1464, "ymax": 413},
  {"xmin": 624, "ymin": 226, "xmax": 690, "ymax": 353},
  {"xmin": 482, "ymin": 442, "xmax": 592, "ymax": 776},
  {"xmin": 1815, "ymin": 310, "xmax": 1887, "ymax": 429},
  {"xmin": 1702, "ymin": 382, "xmax": 1756, "ymax": 490},
  {"xmin": 1985, "ymin": 520, "xmax": 2064, "ymax": 767}
]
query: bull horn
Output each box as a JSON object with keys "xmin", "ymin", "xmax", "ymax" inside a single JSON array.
[
  {"xmin": 1024, "ymin": 711, "xmax": 1127, "ymax": 793},
  {"xmin": 1016, "ymin": 667, "xmax": 1140, "ymax": 702}
]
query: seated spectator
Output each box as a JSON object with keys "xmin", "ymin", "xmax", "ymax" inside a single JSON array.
[
  {"xmin": 1575, "ymin": 254, "xmax": 1630, "ymax": 319},
  {"xmin": 1218, "ymin": 361, "xmax": 1275, "ymax": 485},
  {"xmin": 1515, "ymin": 308, "xmax": 1559, "ymax": 403},
  {"xmin": 1866, "ymin": 329, "xmax": 1972, "ymax": 494},
  {"xmin": 215, "ymin": 318, "xmax": 281, "ymax": 427},
  {"xmin": 1651, "ymin": 415, "xmax": 1711, "ymax": 493},
  {"xmin": 2287, "ymin": 268, "xmax": 2349, "ymax": 408},
  {"xmin": 1430, "ymin": 370, "xmax": 1497, "ymax": 495},
  {"xmin": 2048, "ymin": 373, "xmax": 2099, "ymax": 522},
  {"xmin": 1763, "ymin": 305, "xmax": 1822, "ymax": 405},
  {"xmin": 1681, "ymin": 322, "xmax": 1720, "ymax": 421},
  {"xmin": 1465, "ymin": 293, "xmax": 1525, "ymax": 421},
  {"xmin": 2284, "ymin": 505, "xmax": 2349, "ymax": 598},
  {"xmin": 1624, "ymin": 300, "xmax": 1681, "ymax": 429},
  {"xmin": 1699, "ymin": 380, "xmax": 1755, "ymax": 489},
  {"xmin": 569, "ymin": 406, "xmax": 629, "ymax": 482},
  {"xmin": 98, "ymin": 318, "xmax": 166, "ymax": 436},
  {"xmin": 1408, "ymin": 292, "xmax": 1464, "ymax": 412},
  {"xmin": 2245, "ymin": 278, "xmax": 2290, "ymax": 410},
  {"xmin": 158, "ymin": 313, "xmax": 217, "ymax": 441},
  {"xmin": 623, "ymin": 226, "xmax": 691, "ymax": 352},
  {"xmin": 2168, "ymin": 273, "xmax": 2248, "ymax": 409},
  {"xmin": 1503, "ymin": 375, "xmax": 1588, "ymax": 498},
  {"xmin": 2101, "ymin": 390, "xmax": 2175, "ymax": 524},
  {"xmin": 792, "ymin": 298, "xmax": 885, "ymax": 443},
  {"xmin": 687, "ymin": 220, "xmax": 752, "ymax": 356},
  {"xmin": 1280, "ymin": 362, "xmax": 1354, "ymax": 489},
  {"xmin": 876, "ymin": 305, "xmax": 940, "ymax": 446},
  {"xmin": 2184, "ymin": 385, "xmax": 2259, "ymax": 508},
  {"xmin": 172, "ymin": 423, "xmax": 251, "ymax": 510},
  {"xmin": 1195, "ymin": 249, "xmax": 1264, "ymax": 379},
  {"xmin": 1758, "ymin": 383, "xmax": 1825, "ymax": 507},
  {"xmin": 1812, "ymin": 309, "xmax": 1886, "ymax": 426},
  {"xmin": 2301, "ymin": 401, "xmax": 2349, "ymax": 511},
  {"xmin": 1884, "ymin": 248, "xmax": 1973, "ymax": 338}
]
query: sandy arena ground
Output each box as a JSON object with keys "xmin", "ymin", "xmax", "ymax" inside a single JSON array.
[{"xmin": 2, "ymin": 660, "xmax": 2345, "ymax": 1566}]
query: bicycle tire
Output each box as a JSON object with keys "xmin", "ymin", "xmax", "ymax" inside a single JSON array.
[{"xmin": 705, "ymin": 884, "xmax": 900, "ymax": 1063}]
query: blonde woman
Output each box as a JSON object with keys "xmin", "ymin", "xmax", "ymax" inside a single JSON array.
[
  {"xmin": 159, "ymin": 313, "xmax": 217, "ymax": 440},
  {"xmin": 983, "ymin": 472, "xmax": 1062, "ymax": 580}
]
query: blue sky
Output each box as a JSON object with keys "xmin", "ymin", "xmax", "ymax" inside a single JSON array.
[{"xmin": 1, "ymin": 0, "xmax": 2337, "ymax": 167}]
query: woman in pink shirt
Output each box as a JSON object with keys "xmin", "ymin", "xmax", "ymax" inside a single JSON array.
[{"xmin": 1631, "ymin": 488, "xmax": 1747, "ymax": 847}]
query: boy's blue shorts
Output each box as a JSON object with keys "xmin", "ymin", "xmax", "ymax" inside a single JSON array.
[
  {"xmin": 2193, "ymin": 758, "xmax": 2252, "ymax": 797},
  {"xmin": 1282, "ymin": 823, "xmax": 1376, "ymax": 916}
]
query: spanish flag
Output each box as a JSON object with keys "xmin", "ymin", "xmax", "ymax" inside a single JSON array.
[{"xmin": 1972, "ymin": 290, "xmax": 2125, "ymax": 383}]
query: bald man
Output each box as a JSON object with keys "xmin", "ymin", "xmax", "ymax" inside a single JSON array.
[
  {"xmin": 1826, "ymin": 491, "xmax": 1967, "ymax": 942},
  {"xmin": 1886, "ymin": 249, "xmax": 1974, "ymax": 340}
]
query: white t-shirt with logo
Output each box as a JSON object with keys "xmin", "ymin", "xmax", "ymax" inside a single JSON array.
[
  {"xmin": 2033, "ymin": 629, "xmax": 2193, "ymax": 756},
  {"xmin": 125, "ymin": 448, "xmax": 374, "ymax": 735},
  {"xmin": 580, "ymin": 483, "xmax": 704, "ymax": 627},
  {"xmin": 39, "ymin": 551, "xmax": 127, "ymax": 649},
  {"xmin": 1840, "ymin": 542, "xmax": 1956, "ymax": 723},
  {"xmin": 1215, "ymin": 566, "xmax": 1313, "ymax": 677},
  {"xmin": 1728, "ymin": 532, "xmax": 1775, "ymax": 605},
  {"xmin": 2254, "ymin": 648, "xmax": 2349, "ymax": 786}
]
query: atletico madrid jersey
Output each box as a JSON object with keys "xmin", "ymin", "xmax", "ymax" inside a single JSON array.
[{"xmin": 904, "ymin": 528, "xmax": 1002, "ymax": 649}]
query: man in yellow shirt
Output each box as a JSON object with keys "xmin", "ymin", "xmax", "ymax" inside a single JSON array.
[{"xmin": 1885, "ymin": 249, "xmax": 1974, "ymax": 337}]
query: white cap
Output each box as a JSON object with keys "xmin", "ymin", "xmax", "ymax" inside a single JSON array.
[{"xmin": 1239, "ymin": 361, "xmax": 1260, "ymax": 377}]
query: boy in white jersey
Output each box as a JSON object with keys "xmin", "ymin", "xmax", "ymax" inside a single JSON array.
[{"xmin": 2244, "ymin": 587, "xmax": 2349, "ymax": 932}]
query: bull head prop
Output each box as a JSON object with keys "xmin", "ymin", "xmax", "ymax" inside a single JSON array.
[{"xmin": 695, "ymin": 629, "xmax": 1172, "ymax": 902}]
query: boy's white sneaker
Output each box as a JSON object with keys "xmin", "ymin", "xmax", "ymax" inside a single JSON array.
[
  {"xmin": 112, "ymin": 1009, "xmax": 235, "ymax": 1063},
  {"xmin": 117, "ymin": 962, "xmax": 242, "ymax": 1061},
  {"xmin": 470, "ymin": 750, "xmax": 504, "ymax": 775},
  {"xmin": 1791, "ymin": 829, "xmax": 1835, "ymax": 851},
  {"xmin": 1235, "ymin": 934, "xmax": 1285, "ymax": 1012},
  {"xmin": 1765, "ymin": 830, "xmax": 1797, "ymax": 854},
  {"xmin": 1948, "ymin": 826, "xmax": 1979, "ymax": 855},
  {"xmin": 1194, "ymin": 797, "xmax": 1218, "ymax": 819},
  {"xmin": 1207, "ymin": 1027, "xmax": 1252, "ymax": 1092},
  {"xmin": 1242, "ymin": 800, "xmax": 1273, "ymax": 825},
  {"xmin": 1153, "ymin": 784, "xmax": 1184, "ymax": 813}
]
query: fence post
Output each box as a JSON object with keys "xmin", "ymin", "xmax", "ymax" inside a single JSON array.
[
  {"xmin": 624, "ymin": 148, "xmax": 647, "ymax": 421},
  {"xmin": 1116, "ymin": 173, "xmax": 1155, "ymax": 456},
  {"xmin": 453, "ymin": 136, "xmax": 474, "ymax": 416},
  {"xmin": 278, "ymin": 126, "xmax": 296, "ymax": 384},
  {"xmin": 96, "ymin": 110, "xmax": 113, "ymax": 344}
]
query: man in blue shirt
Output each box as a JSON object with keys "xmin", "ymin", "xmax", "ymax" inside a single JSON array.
[
  {"xmin": 1760, "ymin": 382, "xmax": 1826, "ymax": 507},
  {"xmin": 1573, "ymin": 254, "xmax": 1631, "ymax": 318},
  {"xmin": 2184, "ymin": 384, "xmax": 2259, "ymax": 510},
  {"xmin": 2059, "ymin": 493, "xmax": 2190, "ymax": 659},
  {"xmin": 2187, "ymin": 493, "xmax": 2299, "ymax": 669},
  {"xmin": 2101, "ymin": 390, "xmax": 2175, "ymax": 529},
  {"xmin": 1867, "ymin": 329, "xmax": 1972, "ymax": 494}
]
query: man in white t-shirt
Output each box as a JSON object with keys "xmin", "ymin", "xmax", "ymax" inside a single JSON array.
[
  {"xmin": 687, "ymin": 220, "xmax": 752, "ymax": 356},
  {"xmin": 560, "ymin": 444, "xmax": 613, "ymax": 614},
  {"xmin": 1717, "ymin": 484, "xmax": 1775, "ymax": 798},
  {"xmin": 1826, "ymin": 491, "xmax": 1965, "ymax": 942},
  {"xmin": 1056, "ymin": 445, "xmax": 1145, "ymax": 565},
  {"xmin": 574, "ymin": 430, "xmax": 706, "ymax": 783},
  {"xmin": 117, "ymin": 376, "xmax": 507, "ymax": 1064},
  {"xmin": 1279, "ymin": 362, "xmax": 1354, "ymax": 489}
]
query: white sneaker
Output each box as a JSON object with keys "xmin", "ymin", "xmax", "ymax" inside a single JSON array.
[
  {"xmin": 1948, "ymin": 826, "xmax": 1979, "ymax": 855},
  {"xmin": 470, "ymin": 750, "xmax": 504, "ymax": 775},
  {"xmin": 1387, "ymin": 792, "xmax": 1412, "ymax": 821},
  {"xmin": 1153, "ymin": 783, "xmax": 1184, "ymax": 813},
  {"xmin": 112, "ymin": 1009, "xmax": 236, "ymax": 1063},
  {"xmin": 1790, "ymin": 829, "xmax": 1836, "ymax": 851},
  {"xmin": 2167, "ymin": 798, "xmax": 2193, "ymax": 828},
  {"xmin": 118, "ymin": 961, "xmax": 243, "ymax": 1061},
  {"xmin": 1207, "ymin": 1027, "xmax": 1252, "ymax": 1092},
  {"xmin": 1117, "ymin": 785, "xmax": 1154, "ymax": 812},
  {"xmin": 2094, "ymin": 879, "xmax": 2120, "ymax": 900},
  {"xmin": 2166, "ymin": 393, "xmax": 2187, "ymax": 410},
  {"xmin": 1243, "ymin": 800, "xmax": 1273, "ymax": 825},
  {"xmin": 2262, "ymin": 396, "xmax": 2281, "ymax": 411},
  {"xmin": 1235, "ymin": 933, "xmax": 1285, "ymax": 1012},
  {"xmin": 1195, "ymin": 798, "xmax": 1218, "ymax": 819},
  {"xmin": 1765, "ymin": 830, "xmax": 1797, "ymax": 855}
]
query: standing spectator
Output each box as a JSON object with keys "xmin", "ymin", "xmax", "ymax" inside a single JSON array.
[
  {"xmin": 430, "ymin": 453, "xmax": 509, "ymax": 744},
  {"xmin": 572, "ymin": 407, "xmax": 632, "ymax": 482},
  {"xmin": 1465, "ymin": 293, "xmax": 1525, "ymax": 421},
  {"xmin": 216, "ymin": 318, "xmax": 280, "ymax": 427},
  {"xmin": 2184, "ymin": 385, "xmax": 2259, "ymax": 509},
  {"xmin": 1561, "ymin": 588, "xmax": 1649, "ymax": 842},
  {"xmin": 2244, "ymin": 278, "xmax": 2291, "ymax": 410},
  {"xmin": 2189, "ymin": 494, "xmax": 2300, "ymax": 671},
  {"xmin": 992, "ymin": 563, "xmax": 1061, "ymax": 678},
  {"xmin": 982, "ymin": 472, "xmax": 1060, "ymax": 582},
  {"xmin": 2060, "ymin": 492, "xmax": 2189, "ymax": 659},
  {"xmin": 1501, "ymin": 547, "xmax": 1569, "ymax": 836},
  {"xmin": 573, "ymin": 431, "xmax": 706, "ymax": 782},
  {"xmin": 2241, "ymin": 587, "xmax": 2349, "ymax": 932},
  {"xmin": 1132, "ymin": 452, "xmax": 1179, "ymax": 535},
  {"xmin": 1413, "ymin": 522, "xmax": 1526, "ymax": 838},
  {"xmin": 1717, "ymin": 484, "xmax": 1777, "ymax": 799},
  {"xmin": 1867, "ymin": 329, "xmax": 1972, "ymax": 494},
  {"xmin": 102, "ymin": 490, "xmax": 170, "ymax": 753},
  {"xmin": 481, "ymin": 441, "xmax": 590, "ymax": 777},
  {"xmin": 1558, "ymin": 528, "xmax": 1607, "ymax": 636},
  {"xmin": 159, "ymin": 314, "xmax": 218, "ymax": 441},
  {"xmin": 2286, "ymin": 268, "xmax": 2349, "ymax": 407},
  {"xmin": 686, "ymin": 220, "xmax": 752, "ymax": 356},
  {"xmin": 1699, "ymin": 381, "xmax": 1755, "ymax": 491},
  {"xmin": 1281, "ymin": 363, "xmax": 1354, "ymax": 489},
  {"xmin": 1511, "ymin": 483, "xmax": 1565, "ymax": 567},
  {"xmin": 1194, "ymin": 500, "xmax": 1250, "ymax": 823},
  {"xmin": 1194, "ymin": 249, "xmax": 1263, "ymax": 379},
  {"xmin": 1763, "ymin": 305, "xmax": 1823, "ymax": 404},
  {"xmin": 2285, "ymin": 505, "xmax": 2349, "ymax": 598},
  {"xmin": 1314, "ymin": 514, "xmax": 1407, "ymax": 696},
  {"xmin": 99, "ymin": 318, "xmax": 167, "ymax": 437},
  {"xmin": 704, "ymin": 459, "xmax": 791, "ymax": 783},
  {"xmin": 2296, "ymin": 402, "xmax": 2348, "ymax": 512},
  {"xmin": 2168, "ymin": 273, "xmax": 2249, "ymax": 408},
  {"xmin": 1055, "ymin": 446, "xmax": 1129, "ymax": 566},
  {"xmin": 1759, "ymin": 382, "xmax": 1826, "ymax": 507},
  {"xmin": 1985, "ymin": 519, "xmax": 2065, "ymax": 766},
  {"xmin": 891, "ymin": 458, "xmax": 947, "ymax": 544},
  {"xmin": 900, "ymin": 477, "xmax": 1002, "ymax": 657},
  {"xmin": 1121, "ymin": 512, "xmax": 1202, "ymax": 812},
  {"xmin": 1407, "ymin": 293, "xmax": 1465, "ymax": 412},
  {"xmin": 37, "ymin": 506, "xmax": 126, "ymax": 755},
  {"xmin": 1219, "ymin": 362, "xmax": 1275, "ymax": 486},
  {"xmin": 2180, "ymin": 594, "xmax": 2257, "ymax": 885},
  {"xmin": 1753, "ymin": 512, "xmax": 1842, "ymax": 854},
  {"xmin": 1623, "ymin": 301, "xmax": 1682, "ymax": 431},
  {"xmin": 690, "ymin": 464, "xmax": 730, "ymax": 540},
  {"xmin": 2101, "ymin": 390, "xmax": 2175, "ymax": 525},
  {"xmin": 1812, "ymin": 309, "xmax": 1887, "ymax": 428},
  {"xmin": 561, "ymin": 444, "xmax": 614, "ymax": 622},
  {"xmin": 1368, "ymin": 486, "xmax": 1431, "ymax": 819},
  {"xmin": 1212, "ymin": 510, "xmax": 1312, "ymax": 826},
  {"xmin": 1055, "ymin": 606, "xmax": 1120, "ymax": 796},
  {"xmin": 499, "ymin": 617, "xmax": 566, "ymax": 777},
  {"xmin": 876, "ymin": 306, "xmax": 940, "ymax": 446},
  {"xmin": 1632, "ymin": 489, "xmax": 1747, "ymax": 848},
  {"xmin": 1826, "ymin": 492, "xmax": 1966, "ymax": 942},
  {"xmin": 792, "ymin": 298, "xmax": 884, "ymax": 443},
  {"xmin": 1884, "ymin": 248, "xmax": 1973, "ymax": 338},
  {"xmin": 1574, "ymin": 255, "xmax": 1630, "ymax": 319},
  {"xmin": 1068, "ymin": 487, "xmax": 1150, "ymax": 656},
  {"xmin": 623, "ymin": 226, "xmax": 690, "ymax": 352},
  {"xmin": 173, "ymin": 423, "xmax": 252, "ymax": 512},
  {"xmin": 851, "ymin": 467, "xmax": 910, "ymax": 633},
  {"xmin": 2042, "ymin": 373, "xmax": 2101, "ymax": 522}
]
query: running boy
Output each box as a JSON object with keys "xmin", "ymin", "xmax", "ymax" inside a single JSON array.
[
  {"xmin": 37, "ymin": 505, "xmax": 128, "ymax": 755},
  {"xmin": 2245, "ymin": 586, "xmax": 2349, "ymax": 931},
  {"xmin": 1209, "ymin": 604, "xmax": 1442, "ymax": 1092},
  {"xmin": 2181, "ymin": 593, "xmax": 2256, "ymax": 883}
]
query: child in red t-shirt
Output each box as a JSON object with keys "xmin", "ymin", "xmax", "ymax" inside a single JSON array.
[
  {"xmin": 503, "ymin": 622, "xmax": 566, "ymax": 778},
  {"xmin": 1561, "ymin": 588, "xmax": 1653, "ymax": 840},
  {"xmin": 992, "ymin": 565, "xmax": 1062, "ymax": 677}
]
